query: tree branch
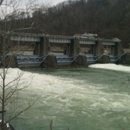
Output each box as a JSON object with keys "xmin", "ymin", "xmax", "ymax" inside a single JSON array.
[
  {"xmin": 7, "ymin": 96, "xmax": 40, "ymax": 122},
  {"xmin": 0, "ymin": 0, "xmax": 4, "ymax": 6}
]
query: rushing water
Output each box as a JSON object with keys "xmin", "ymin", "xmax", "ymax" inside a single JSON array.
[{"xmin": 1, "ymin": 64, "xmax": 130, "ymax": 130}]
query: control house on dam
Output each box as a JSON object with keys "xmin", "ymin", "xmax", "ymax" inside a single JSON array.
[{"xmin": 0, "ymin": 32, "xmax": 125, "ymax": 68}]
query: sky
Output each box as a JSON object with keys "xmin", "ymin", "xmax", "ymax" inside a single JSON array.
[
  {"xmin": 37, "ymin": 0, "xmax": 66, "ymax": 6},
  {"xmin": 0, "ymin": 0, "xmax": 66, "ymax": 17}
]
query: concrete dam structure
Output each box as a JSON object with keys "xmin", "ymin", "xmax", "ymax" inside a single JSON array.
[{"xmin": 0, "ymin": 32, "xmax": 125, "ymax": 68}]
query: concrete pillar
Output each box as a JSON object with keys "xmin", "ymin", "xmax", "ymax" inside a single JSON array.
[
  {"xmin": 71, "ymin": 55, "xmax": 88, "ymax": 67},
  {"xmin": 115, "ymin": 42, "xmax": 123, "ymax": 56},
  {"xmin": 70, "ymin": 38, "xmax": 80, "ymax": 56},
  {"xmin": 0, "ymin": 35, "xmax": 3, "ymax": 55},
  {"xmin": 125, "ymin": 53, "xmax": 130, "ymax": 64},
  {"xmin": 36, "ymin": 36, "xmax": 50, "ymax": 56},
  {"xmin": 92, "ymin": 44, "xmax": 96, "ymax": 55},
  {"xmin": 41, "ymin": 55, "xmax": 58, "ymax": 69},
  {"xmin": 41, "ymin": 36, "xmax": 50, "ymax": 55},
  {"xmin": 34, "ymin": 43, "xmax": 40, "ymax": 55},
  {"xmin": 64, "ymin": 43, "xmax": 70, "ymax": 55},
  {"xmin": 111, "ymin": 46, "xmax": 115, "ymax": 55},
  {"xmin": 3, "ymin": 55, "xmax": 18, "ymax": 68},
  {"xmin": 95, "ymin": 40, "xmax": 104, "ymax": 56},
  {"xmin": 0, "ymin": 35, "xmax": 11, "ymax": 55},
  {"xmin": 95, "ymin": 40, "xmax": 110, "ymax": 63},
  {"xmin": 114, "ymin": 42, "xmax": 124, "ymax": 64}
]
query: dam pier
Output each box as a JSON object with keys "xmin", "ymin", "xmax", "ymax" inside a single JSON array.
[{"xmin": 0, "ymin": 32, "xmax": 125, "ymax": 68}]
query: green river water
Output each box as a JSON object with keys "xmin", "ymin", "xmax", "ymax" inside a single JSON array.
[{"xmin": 1, "ymin": 64, "xmax": 130, "ymax": 130}]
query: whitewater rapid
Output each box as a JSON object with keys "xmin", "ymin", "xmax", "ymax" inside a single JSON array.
[
  {"xmin": 1, "ymin": 63, "xmax": 129, "ymax": 91},
  {"xmin": 89, "ymin": 63, "xmax": 130, "ymax": 73},
  {"xmin": 0, "ymin": 64, "xmax": 130, "ymax": 130}
]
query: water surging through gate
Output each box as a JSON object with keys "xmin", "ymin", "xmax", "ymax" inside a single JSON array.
[{"xmin": 1, "ymin": 64, "xmax": 130, "ymax": 130}]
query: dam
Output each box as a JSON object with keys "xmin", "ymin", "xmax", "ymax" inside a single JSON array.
[{"xmin": 0, "ymin": 32, "xmax": 125, "ymax": 68}]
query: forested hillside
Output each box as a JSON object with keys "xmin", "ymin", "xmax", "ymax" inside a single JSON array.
[{"xmin": 1, "ymin": 0, "xmax": 130, "ymax": 47}]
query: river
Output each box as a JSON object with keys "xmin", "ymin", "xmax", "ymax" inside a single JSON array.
[{"xmin": 2, "ymin": 64, "xmax": 130, "ymax": 130}]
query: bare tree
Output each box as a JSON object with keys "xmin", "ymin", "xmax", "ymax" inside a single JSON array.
[
  {"xmin": 0, "ymin": 0, "xmax": 41, "ymax": 130},
  {"xmin": 0, "ymin": 0, "xmax": 3, "ymax": 6}
]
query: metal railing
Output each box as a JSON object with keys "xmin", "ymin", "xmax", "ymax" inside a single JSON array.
[
  {"xmin": 86, "ymin": 53, "xmax": 126, "ymax": 64},
  {"xmin": 109, "ymin": 53, "xmax": 126, "ymax": 63},
  {"xmin": 17, "ymin": 54, "xmax": 49, "ymax": 67},
  {"xmin": 0, "ymin": 52, "xmax": 127, "ymax": 67},
  {"xmin": 86, "ymin": 54, "xmax": 97, "ymax": 64}
]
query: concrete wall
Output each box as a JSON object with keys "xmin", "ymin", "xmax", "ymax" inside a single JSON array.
[
  {"xmin": 0, "ymin": 35, "xmax": 3, "ymax": 54},
  {"xmin": 71, "ymin": 55, "xmax": 88, "ymax": 67},
  {"xmin": 95, "ymin": 40, "xmax": 104, "ymax": 56},
  {"xmin": 0, "ymin": 35, "xmax": 10, "ymax": 55},
  {"xmin": 64, "ymin": 44, "xmax": 70, "ymax": 55},
  {"xmin": 70, "ymin": 38, "xmax": 80, "ymax": 56},
  {"xmin": 41, "ymin": 55, "xmax": 58, "ymax": 68},
  {"xmin": 124, "ymin": 53, "xmax": 130, "ymax": 64},
  {"xmin": 34, "ymin": 37, "xmax": 50, "ymax": 56},
  {"xmin": 34, "ymin": 43, "xmax": 40, "ymax": 55},
  {"xmin": 124, "ymin": 48, "xmax": 130, "ymax": 53},
  {"xmin": 41, "ymin": 37, "xmax": 50, "ymax": 55},
  {"xmin": 110, "ymin": 45, "xmax": 115, "ymax": 55},
  {"xmin": 115, "ymin": 42, "xmax": 123, "ymax": 56}
]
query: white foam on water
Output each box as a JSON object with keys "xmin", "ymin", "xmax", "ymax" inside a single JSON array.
[
  {"xmin": 0, "ymin": 68, "xmax": 33, "ymax": 90},
  {"xmin": 0, "ymin": 68, "xmax": 130, "ymax": 111},
  {"xmin": 1, "ymin": 67, "xmax": 130, "ymax": 130},
  {"xmin": 89, "ymin": 63, "xmax": 130, "ymax": 73}
]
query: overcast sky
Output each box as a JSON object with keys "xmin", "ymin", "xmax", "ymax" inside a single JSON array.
[
  {"xmin": 37, "ymin": 0, "xmax": 66, "ymax": 6},
  {"xmin": 0, "ymin": 0, "xmax": 66, "ymax": 17}
]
